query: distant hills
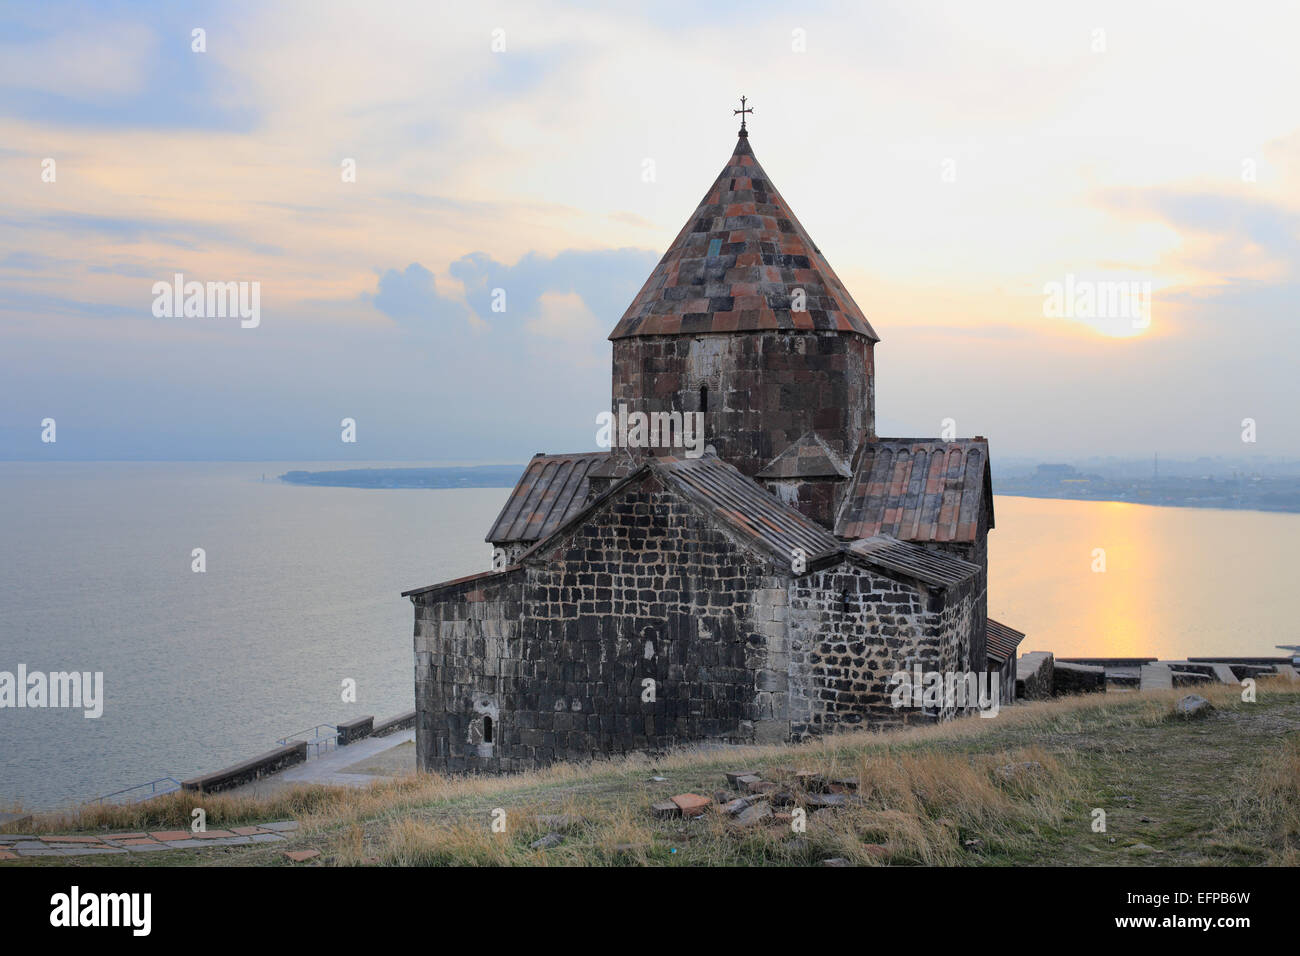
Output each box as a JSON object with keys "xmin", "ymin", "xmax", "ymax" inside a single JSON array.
[
  {"xmin": 278, "ymin": 461, "xmax": 1300, "ymax": 514},
  {"xmin": 997, "ymin": 463, "xmax": 1300, "ymax": 513},
  {"xmin": 279, "ymin": 465, "xmax": 524, "ymax": 489}
]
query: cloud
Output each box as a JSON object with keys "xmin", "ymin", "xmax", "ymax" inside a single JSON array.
[
  {"xmin": 0, "ymin": 5, "xmax": 257, "ymax": 130},
  {"xmin": 1096, "ymin": 187, "xmax": 1300, "ymax": 278},
  {"xmin": 0, "ymin": 251, "xmax": 75, "ymax": 273},
  {"xmin": 361, "ymin": 246, "xmax": 658, "ymax": 347},
  {"xmin": 0, "ymin": 286, "xmax": 138, "ymax": 319},
  {"xmin": 448, "ymin": 247, "xmax": 657, "ymax": 330},
  {"xmin": 0, "ymin": 211, "xmax": 284, "ymax": 257},
  {"xmin": 362, "ymin": 263, "xmax": 468, "ymax": 330},
  {"xmin": 607, "ymin": 211, "xmax": 657, "ymax": 229}
]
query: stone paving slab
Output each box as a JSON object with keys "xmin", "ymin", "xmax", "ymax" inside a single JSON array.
[
  {"xmin": 1210, "ymin": 663, "xmax": 1238, "ymax": 685},
  {"xmin": 1140, "ymin": 663, "xmax": 1174, "ymax": 691},
  {"xmin": 225, "ymin": 730, "xmax": 415, "ymax": 798},
  {"xmin": 1, "ymin": 822, "xmax": 292, "ymax": 858}
]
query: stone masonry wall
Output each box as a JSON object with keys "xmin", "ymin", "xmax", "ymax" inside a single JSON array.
[
  {"xmin": 932, "ymin": 518, "xmax": 989, "ymax": 672},
  {"xmin": 611, "ymin": 331, "xmax": 874, "ymax": 477},
  {"xmin": 412, "ymin": 570, "xmax": 524, "ymax": 773},
  {"xmin": 787, "ymin": 562, "xmax": 977, "ymax": 739},
  {"xmin": 413, "ymin": 474, "xmax": 789, "ymax": 773},
  {"xmin": 764, "ymin": 477, "xmax": 841, "ymax": 529}
]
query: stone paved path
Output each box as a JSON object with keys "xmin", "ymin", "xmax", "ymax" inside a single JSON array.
[
  {"xmin": 0, "ymin": 820, "xmax": 298, "ymax": 859},
  {"xmin": 225, "ymin": 729, "xmax": 414, "ymax": 798}
]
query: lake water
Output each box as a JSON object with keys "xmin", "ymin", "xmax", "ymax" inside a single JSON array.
[{"xmin": 1, "ymin": 462, "xmax": 1295, "ymax": 810}]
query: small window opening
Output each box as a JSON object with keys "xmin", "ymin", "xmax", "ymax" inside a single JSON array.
[
  {"xmin": 700, "ymin": 384, "xmax": 708, "ymax": 413},
  {"xmin": 483, "ymin": 716, "xmax": 493, "ymax": 743}
]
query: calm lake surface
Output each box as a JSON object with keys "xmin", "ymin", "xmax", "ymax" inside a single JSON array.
[{"xmin": 1, "ymin": 462, "xmax": 1294, "ymax": 809}]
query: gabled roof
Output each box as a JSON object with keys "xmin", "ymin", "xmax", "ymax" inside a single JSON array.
[
  {"xmin": 835, "ymin": 439, "xmax": 993, "ymax": 543},
  {"xmin": 847, "ymin": 535, "xmax": 979, "ymax": 590},
  {"xmin": 485, "ymin": 452, "xmax": 606, "ymax": 544},
  {"xmin": 408, "ymin": 457, "xmax": 984, "ymax": 599},
  {"xmin": 520, "ymin": 453, "xmax": 841, "ymax": 572},
  {"xmin": 756, "ymin": 431, "xmax": 852, "ymax": 480},
  {"xmin": 986, "ymin": 618, "xmax": 1026, "ymax": 665},
  {"xmin": 609, "ymin": 133, "xmax": 878, "ymax": 341},
  {"xmin": 656, "ymin": 455, "xmax": 842, "ymax": 564}
]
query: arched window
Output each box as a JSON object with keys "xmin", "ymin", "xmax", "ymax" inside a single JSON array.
[{"xmin": 483, "ymin": 716, "xmax": 493, "ymax": 743}]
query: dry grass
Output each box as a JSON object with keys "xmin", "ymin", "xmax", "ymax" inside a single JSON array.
[
  {"xmin": 9, "ymin": 679, "xmax": 1300, "ymax": 867},
  {"xmin": 1236, "ymin": 736, "xmax": 1300, "ymax": 865},
  {"xmin": 319, "ymin": 741, "xmax": 1076, "ymax": 867}
]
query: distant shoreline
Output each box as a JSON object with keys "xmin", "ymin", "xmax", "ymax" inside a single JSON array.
[
  {"xmin": 279, "ymin": 465, "xmax": 1300, "ymax": 515},
  {"xmin": 278, "ymin": 465, "xmax": 525, "ymax": 489},
  {"xmin": 995, "ymin": 489, "xmax": 1300, "ymax": 515}
]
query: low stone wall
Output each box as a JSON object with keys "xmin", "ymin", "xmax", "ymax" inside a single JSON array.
[
  {"xmin": 1016, "ymin": 651, "xmax": 1054, "ymax": 700},
  {"xmin": 337, "ymin": 715, "xmax": 375, "ymax": 745},
  {"xmin": 1057, "ymin": 657, "xmax": 1156, "ymax": 668},
  {"xmin": 372, "ymin": 710, "xmax": 416, "ymax": 737},
  {"xmin": 181, "ymin": 741, "xmax": 307, "ymax": 794},
  {"xmin": 1053, "ymin": 660, "xmax": 1105, "ymax": 695}
]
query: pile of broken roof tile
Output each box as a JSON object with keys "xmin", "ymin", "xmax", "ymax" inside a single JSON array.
[{"xmin": 650, "ymin": 767, "xmax": 861, "ymax": 830}]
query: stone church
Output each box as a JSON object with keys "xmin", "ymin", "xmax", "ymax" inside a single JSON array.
[{"xmin": 403, "ymin": 120, "xmax": 1022, "ymax": 773}]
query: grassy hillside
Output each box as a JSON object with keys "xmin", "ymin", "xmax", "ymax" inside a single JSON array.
[{"xmin": 7, "ymin": 681, "xmax": 1299, "ymax": 867}]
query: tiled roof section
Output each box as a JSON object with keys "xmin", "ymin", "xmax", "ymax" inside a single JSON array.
[
  {"xmin": 401, "ymin": 566, "xmax": 523, "ymax": 599},
  {"xmin": 588, "ymin": 451, "xmax": 640, "ymax": 481},
  {"xmin": 756, "ymin": 431, "xmax": 852, "ymax": 480},
  {"xmin": 609, "ymin": 134, "xmax": 878, "ymax": 341},
  {"xmin": 655, "ymin": 455, "xmax": 842, "ymax": 565},
  {"xmin": 835, "ymin": 439, "xmax": 993, "ymax": 543},
  {"xmin": 986, "ymin": 618, "xmax": 1026, "ymax": 665},
  {"xmin": 847, "ymin": 535, "xmax": 979, "ymax": 590},
  {"xmin": 485, "ymin": 452, "xmax": 606, "ymax": 544}
]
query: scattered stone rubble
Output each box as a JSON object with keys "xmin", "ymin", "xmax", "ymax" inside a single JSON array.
[
  {"xmin": 1173, "ymin": 694, "xmax": 1214, "ymax": 718},
  {"xmin": 652, "ymin": 767, "xmax": 864, "ymax": 832}
]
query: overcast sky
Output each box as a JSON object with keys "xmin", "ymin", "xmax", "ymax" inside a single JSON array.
[{"xmin": 1, "ymin": 0, "xmax": 1297, "ymax": 462}]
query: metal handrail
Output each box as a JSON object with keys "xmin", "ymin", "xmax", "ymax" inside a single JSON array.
[
  {"xmin": 277, "ymin": 724, "xmax": 340, "ymax": 759},
  {"xmin": 90, "ymin": 777, "xmax": 183, "ymax": 805}
]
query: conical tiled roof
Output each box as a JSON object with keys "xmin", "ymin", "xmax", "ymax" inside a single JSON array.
[{"xmin": 609, "ymin": 132, "xmax": 878, "ymax": 341}]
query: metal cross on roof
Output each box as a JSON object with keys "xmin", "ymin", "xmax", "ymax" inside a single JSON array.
[{"xmin": 733, "ymin": 95, "xmax": 753, "ymax": 134}]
